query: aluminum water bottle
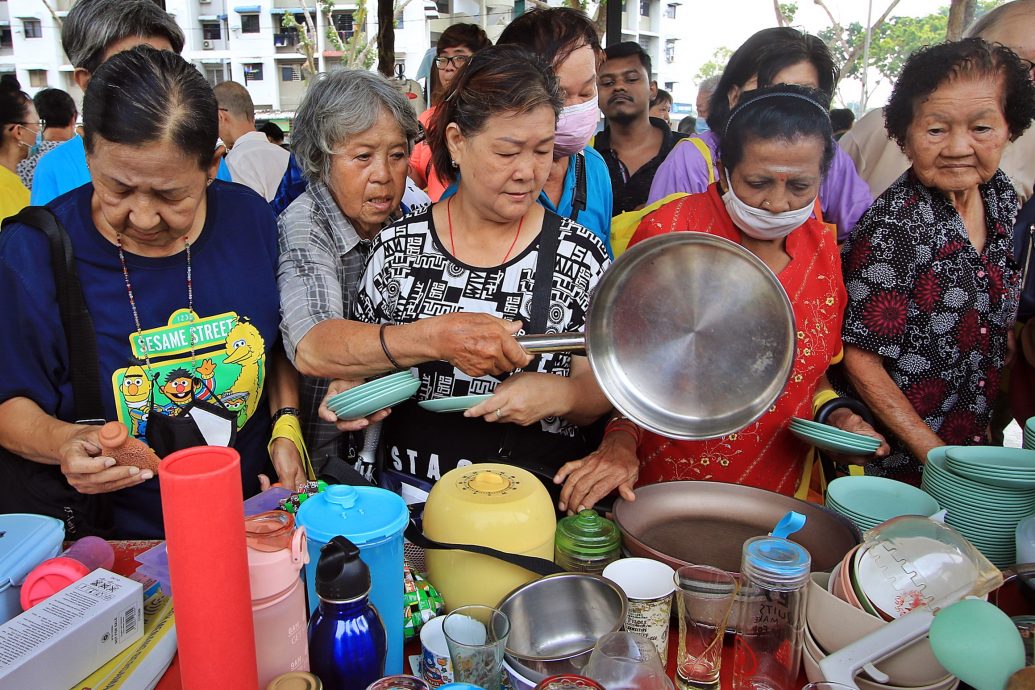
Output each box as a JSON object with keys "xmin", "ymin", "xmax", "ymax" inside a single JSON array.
[
  {"xmin": 732, "ymin": 536, "xmax": 811, "ymax": 690},
  {"xmin": 308, "ymin": 536, "xmax": 387, "ymax": 690}
]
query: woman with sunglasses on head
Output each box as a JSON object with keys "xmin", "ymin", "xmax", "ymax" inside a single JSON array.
[
  {"xmin": 409, "ymin": 23, "xmax": 491, "ymax": 202},
  {"xmin": 0, "ymin": 76, "xmax": 38, "ymax": 220}
]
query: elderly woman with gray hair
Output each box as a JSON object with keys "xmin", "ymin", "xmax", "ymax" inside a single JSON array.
[{"xmin": 278, "ymin": 69, "xmax": 535, "ymax": 479}]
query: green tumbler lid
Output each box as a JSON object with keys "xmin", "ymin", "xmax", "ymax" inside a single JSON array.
[{"xmin": 555, "ymin": 509, "xmax": 621, "ymax": 557}]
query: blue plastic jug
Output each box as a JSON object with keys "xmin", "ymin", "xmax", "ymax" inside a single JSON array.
[{"xmin": 296, "ymin": 485, "xmax": 408, "ymax": 674}]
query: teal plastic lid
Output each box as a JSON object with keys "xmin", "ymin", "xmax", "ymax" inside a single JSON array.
[
  {"xmin": 296, "ymin": 485, "xmax": 408, "ymax": 546},
  {"xmin": 741, "ymin": 536, "xmax": 811, "ymax": 589},
  {"xmin": 555, "ymin": 509, "xmax": 621, "ymax": 557}
]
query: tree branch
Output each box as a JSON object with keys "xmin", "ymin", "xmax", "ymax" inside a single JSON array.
[{"xmin": 840, "ymin": 0, "xmax": 903, "ymax": 80}]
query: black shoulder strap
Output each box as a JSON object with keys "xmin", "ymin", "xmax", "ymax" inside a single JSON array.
[
  {"xmin": 404, "ymin": 516, "xmax": 563, "ymax": 576},
  {"xmin": 2, "ymin": 207, "xmax": 104, "ymax": 422},
  {"xmin": 528, "ymin": 211, "xmax": 563, "ymax": 337},
  {"xmin": 570, "ymin": 151, "xmax": 587, "ymax": 223}
]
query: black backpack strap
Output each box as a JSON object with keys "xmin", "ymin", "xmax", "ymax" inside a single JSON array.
[
  {"xmin": 528, "ymin": 211, "xmax": 563, "ymax": 337},
  {"xmin": 2, "ymin": 207, "xmax": 104, "ymax": 422},
  {"xmin": 570, "ymin": 151, "xmax": 587, "ymax": 223}
]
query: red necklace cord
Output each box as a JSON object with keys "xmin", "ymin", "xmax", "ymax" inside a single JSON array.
[{"xmin": 447, "ymin": 195, "xmax": 525, "ymax": 265}]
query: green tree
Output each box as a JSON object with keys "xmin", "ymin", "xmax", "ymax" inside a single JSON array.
[{"xmin": 695, "ymin": 47, "xmax": 733, "ymax": 82}]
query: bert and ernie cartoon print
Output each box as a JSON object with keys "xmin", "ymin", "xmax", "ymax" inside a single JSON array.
[{"xmin": 111, "ymin": 308, "xmax": 266, "ymax": 438}]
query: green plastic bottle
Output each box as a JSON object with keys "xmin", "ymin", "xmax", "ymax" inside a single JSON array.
[{"xmin": 554, "ymin": 509, "xmax": 621, "ymax": 575}]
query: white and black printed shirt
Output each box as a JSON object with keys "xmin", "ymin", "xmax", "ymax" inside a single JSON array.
[{"xmin": 353, "ymin": 207, "xmax": 611, "ymax": 486}]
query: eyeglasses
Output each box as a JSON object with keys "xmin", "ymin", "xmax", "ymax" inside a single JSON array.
[
  {"xmin": 434, "ymin": 54, "xmax": 471, "ymax": 69},
  {"xmin": 14, "ymin": 119, "xmax": 45, "ymax": 129}
]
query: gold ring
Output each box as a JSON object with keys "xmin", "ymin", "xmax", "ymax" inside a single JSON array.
[{"xmin": 495, "ymin": 408, "xmax": 502, "ymax": 419}]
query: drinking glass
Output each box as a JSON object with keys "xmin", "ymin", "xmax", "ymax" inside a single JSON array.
[
  {"xmin": 583, "ymin": 631, "xmax": 675, "ymax": 690},
  {"xmin": 442, "ymin": 605, "xmax": 510, "ymax": 690},
  {"xmin": 674, "ymin": 565, "xmax": 739, "ymax": 690}
]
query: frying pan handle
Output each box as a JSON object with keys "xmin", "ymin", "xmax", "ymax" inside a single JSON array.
[{"xmin": 516, "ymin": 332, "xmax": 587, "ymax": 354}]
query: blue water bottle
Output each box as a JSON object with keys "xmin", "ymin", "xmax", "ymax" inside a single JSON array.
[{"xmin": 307, "ymin": 536, "xmax": 387, "ymax": 690}]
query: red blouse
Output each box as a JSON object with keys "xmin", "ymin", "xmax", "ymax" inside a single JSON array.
[{"xmin": 629, "ymin": 186, "xmax": 846, "ymax": 495}]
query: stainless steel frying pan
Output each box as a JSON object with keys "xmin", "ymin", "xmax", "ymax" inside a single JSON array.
[{"xmin": 516, "ymin": 232, "xmax": 796, "ymax": 440}]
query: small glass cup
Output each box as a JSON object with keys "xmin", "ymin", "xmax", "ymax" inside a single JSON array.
[
  {"xmin": 583, "ymin": 631, "xmax": 674, "ymax": 690},
  {"xmin": 673, "ymin": 564, "xmax": 739, "ymax": 690},
  {"xmin": 442, "ymin": 605, "xmax": 511, "ymax": 690}
]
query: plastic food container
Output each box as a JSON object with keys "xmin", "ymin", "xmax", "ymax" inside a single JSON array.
[{"xmin": 0, "ymin": 514, "xmax": 64, "ymax": 624}]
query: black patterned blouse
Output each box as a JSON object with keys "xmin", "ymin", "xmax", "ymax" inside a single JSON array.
[{"xmin": 832, "ymin": 168, "xmax": 1021, "ymax": 484}]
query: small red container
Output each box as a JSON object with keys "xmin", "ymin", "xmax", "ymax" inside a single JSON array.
[{"xmin": 533, "ymin": 675, "xmax": 606, "ymax": 690}]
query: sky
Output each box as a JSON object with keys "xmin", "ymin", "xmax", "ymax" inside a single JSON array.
[{"xmin": 668, "ymin": 0, "xmax": 971, "ymax": 110}]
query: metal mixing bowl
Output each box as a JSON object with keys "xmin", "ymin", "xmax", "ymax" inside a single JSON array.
[{"xmin": 497, "ymin": 572, "xmax": 628, "ymax": 682}]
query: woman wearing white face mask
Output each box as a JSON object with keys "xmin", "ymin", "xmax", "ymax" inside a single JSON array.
[
  {"xmin": 493, "ymin": 7, "xmax": 613, "ymax": 247},
  {"xmin": 555, "ymin": 85, "xmax": 889, "ymax": 511},
  {"xmin": 0, "ymin": 77, "xmax": 36, "ymax": 220}
]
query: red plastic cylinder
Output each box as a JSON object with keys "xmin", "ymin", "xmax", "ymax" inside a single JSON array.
[{"xmin": 159, "ymin": 446, "xmax": 258, "ymax": 689}]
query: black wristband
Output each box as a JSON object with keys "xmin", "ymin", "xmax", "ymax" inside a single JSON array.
[
  {"xmin": 271, "ymin": 407, "xmax": 300, "ymax": 424},
  {"xmin": 379, "ymin": 323, "xmax": 404, "ymax": 370}
]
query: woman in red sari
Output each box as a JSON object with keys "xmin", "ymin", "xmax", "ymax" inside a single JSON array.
[{"xmin": 556, "ymin": 85, "xmax": 889, "ymax": 510}]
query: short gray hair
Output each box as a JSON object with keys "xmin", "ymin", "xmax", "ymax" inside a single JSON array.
[
  {"xmin": 965, "ymin": 0, "xmax": 1035, "ymax": 39},
  {"xmin": 63, "ymin": 0, "xmax": 185, "ymax": 74},
  {"xmin": 291, "ymin": 69, "xmax": 420, "ymax": 184},
  {"xmin": 698, "ymin": 75, "xmax": 721, "ymax": 95}
]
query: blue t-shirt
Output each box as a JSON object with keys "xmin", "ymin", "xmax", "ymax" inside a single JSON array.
[
  {"xmin": 31, "ymin": 135, "xmax": 233, "ymax": 206},
  {"xmin": 0, "ymin": 180, "xmax": 281, "ymax": 538},
  {"xmin": 440, "ymin": 147, "xmax": 614, "ymax": 250}
]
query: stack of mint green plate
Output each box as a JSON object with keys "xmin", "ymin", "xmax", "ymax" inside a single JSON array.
[
  {"xmin": 944, "ymin": 446, "xmax": 1035, "ymax": 490},
  {"xmin": 921, "ymin": 446, "xmax": 1035, "ymax": 567},
  {"xmin": 326, "ymin": 371, "xmax": 420, "ymax": 420},
  {"xmin": 417, "ymin": 393, "xmax": 493, "ymax": 413},
  {"xmin": 825, "ymin": 475, "xmax": 940, "ymax": 532},
  {"xmin": 789, "ymin": 417, "xmax": 882, "ymax": 455},
  {"xmin": 1025, "ymin": 417, "xmax": 1035, "ymax": 450}
]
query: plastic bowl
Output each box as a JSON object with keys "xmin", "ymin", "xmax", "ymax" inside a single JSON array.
[
  {"xmin": 497, "ymin": 573, "xmax": 627, "ymax": 682},
  {"xmin": 807, "ymin": 574, "xmax": 950, "ymax": 687}
]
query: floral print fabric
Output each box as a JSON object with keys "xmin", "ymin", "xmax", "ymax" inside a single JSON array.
[{"xmin": 834, "ymin": 168, "xmax": 1021, "ymax": 483}]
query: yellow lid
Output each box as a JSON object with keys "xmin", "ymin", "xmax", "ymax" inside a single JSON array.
[{"xmin": 267, "ymin": 672, "xmax": 322, "ymax": 690}]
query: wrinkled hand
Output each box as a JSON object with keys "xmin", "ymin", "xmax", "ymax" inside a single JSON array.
[
  {"xmin": 554, "ymin": 432, "xmax": 639, "ymax": 514},
  {"xmin": 269, "ymin": 437, "xmax": 308, "ymax": 490},
  {"xmin": 465, "ymin": 372, "xmax": 569, "ymax": 426},
  {"xmin": 429, "ymin": 313, "xmax": 532, "ymax": 377},
  {"xmin": 318, "ymin": 378, "xmax": 392, "ymax": 432},
  {"xmin": 59, "ymin": 426, "xmax": 153, "ymax": 494},
  {"xmin": 826, "ymin": 407, "xmax": 891, "ymax": 465}
]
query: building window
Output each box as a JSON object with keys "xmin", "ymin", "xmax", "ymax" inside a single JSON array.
[
  {"xmin": 0, "ymin": 28, "xmax": 11, "ymax": 48},
  {"xmin": 28, "ymin": 69, "xmax": 47, "ymax": 87},
  {"xmin": 243, "ymin": 62, "xmax": 264, "ymax": 81},
  {"xmin": 639, "ymin": 0, "xmax": 649, "ymax": 17},
  {"xmin": 665, "ymin": 3, "xmax": 676, "ymax": 18},
  {"xmin": 664, "ymin": 81, "xmax": 675, "ymax": 91},
  {"xmin": 204, "ymin": 65, "xmax": 226, "ymax": 86},
  {"xmin": 333, "ymin": 12, "xmax": 354, "ymax": 40},
  {"xmin": 665, "ymin": 39, "xmax": 676, "ymax": 64},
  {"xmin": 280, "ymin": 63, "xmax": 302, "ymax": 82},
  {"xmin": 23, "ymin": 19, "xmax": 42, "ymax": 38},
  {"xmin": 273, "ymin": 29, "xmax": 298, "ymax": 47},
  {"xmin": 202, "ymin": 23, "xmax": 221, "ymax": 41},
  {"xmin": 240, "ymin": 14, "xmax": 260, "ymax": 33}
]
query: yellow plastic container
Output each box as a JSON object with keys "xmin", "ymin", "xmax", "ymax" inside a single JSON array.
[{"xmin": 423, "ymin": 463, "xmax": 556, "ymax": 611}]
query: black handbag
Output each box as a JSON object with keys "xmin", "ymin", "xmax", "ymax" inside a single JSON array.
[{"xmin": 0, "ymin": 207, "xmax": 113, "ymax": 538}]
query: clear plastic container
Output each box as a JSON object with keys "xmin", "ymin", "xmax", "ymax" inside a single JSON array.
[
  {"xmin": 731, "ymin": 536, "xmax": 811, "ymax": 690},
  {"xmin": 554, "ymin": 510, "xmax": 621, "ymax": 575}
]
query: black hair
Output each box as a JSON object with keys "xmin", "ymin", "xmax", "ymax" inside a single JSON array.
[
  {"xmin": 34, "ymin": 88, "xmax": 77, "ymax": 129},
  {"xmin": 437, "ymin": 23, "xmax": 491, "ymax": 55},
  {"xmin": 497, "ymin": 7, "xmax": 603, "ymax": 70},
  {"xmin": 429, "ymin": 44, "xmax": 563, "ymax": 185},
  {"xmin": 885, "ymin": 38, "xmax": 1035, "ymax": 149},
  {"xmin": 259, "ymin": 120, "xmax": 284, "ymax": 143},
  {"xmin": 706, "ymin": 27, "xmax": 838, "ymax": 134},
  {"xmin": 721, "ymin": 84, "xmax": 835, "ymax": 176},
  {"xmin": 677, "ymin": 115, "xmax": 696, "ymax": 134},
  {"xmin": 0, "ymin": 76, "xmax": 32, "ymax": 142},
  {"xmin": 652, "ymin": 89, "xmax": 673, "ymax": 107},
  {"xmin": 829, "ymin": 108, "xmax": 855, "ymax": 132},
  {"xmin": 604, "ymin": 41, "xmax": 652, "ymax": 75},
  {"xmin": 83, "ymin": 45, "xmax": 218, "ymax": 170}
]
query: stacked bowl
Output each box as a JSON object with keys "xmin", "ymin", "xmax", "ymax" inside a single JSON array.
[
  {"xmin": 825, "ymin": 476, "xmax": 940, "ymax": 533},
  {"xmin": 1024, "ymin": 417, "xmax": 1035, "ymax": 450},
  {"xmin": 921, "ymin": 446, "xmax": 1035, "ymax": 567},
  {"xmin": 325, "ymin": 370, "xmax": 420, "ymax": 420},
  {"xmin": 790, "ymin": 417, "xmax": 882, "ymax": 455}
]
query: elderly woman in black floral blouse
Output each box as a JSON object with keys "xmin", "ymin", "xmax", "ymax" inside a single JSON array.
[{"xmin": 833, "ymin": 38, "xmax": 1035, "ymax": 485}]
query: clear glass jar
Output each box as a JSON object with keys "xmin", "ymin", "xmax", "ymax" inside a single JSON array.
[{"xmin": 731, "ymin": 536, "xmax": 811, "ymax": 690}]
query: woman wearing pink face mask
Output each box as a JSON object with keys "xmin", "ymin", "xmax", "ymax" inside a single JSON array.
[{"xmin": 491, "ymin": 7, "xmax": 613, "ymax": 247}]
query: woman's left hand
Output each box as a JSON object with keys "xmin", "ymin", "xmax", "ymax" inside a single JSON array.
[
  {"xmin": 266, "ymin": 437, "xmax": 308, "ymax": 491},
  {"xmin": 465, "ymin": 372, "xmax": 570, "ymax": 426},
  {"xmin": 825, "ymin": 406, "xmax": 891, "ymax": 465}
]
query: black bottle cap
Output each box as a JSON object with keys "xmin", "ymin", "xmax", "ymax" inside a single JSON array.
[{"xmin": 314, "ymin": 535, "xmax": 371, "ymax": 601}]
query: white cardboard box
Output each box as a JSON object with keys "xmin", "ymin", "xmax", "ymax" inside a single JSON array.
[{"xmin": 0, "ymin": 569, "xmax": 144, "ymax": 688}]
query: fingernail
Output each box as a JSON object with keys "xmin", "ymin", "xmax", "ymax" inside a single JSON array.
[
  {"xmin": 104, "ymin": 458, "xmax": 116, "ymax": 468},
  {"xmin": 558, "ymin": 503, "xmax": 567, "ymax": 511},
  {"xmin": 141, "ymin": 470, "xmax": 154, "ymax": 480},
  {"xmin": 128, "ymin": 466, "xmax": 140, "ymax": 475}
]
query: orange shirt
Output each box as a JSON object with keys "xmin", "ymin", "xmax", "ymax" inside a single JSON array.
[
  {"xmin": 410, "ymin": 106, "xmax": 449, "ymax": 202},
  {"xmin": 629, "ymin": 185, "xmax": 846, "ymax": 495}
]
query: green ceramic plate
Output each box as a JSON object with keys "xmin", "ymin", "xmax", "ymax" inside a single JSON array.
[
  {"xmin": 826, "ymin": 476, "xmax": 939, "ymax": 523},
  {"xmin": 326, "ymin": 372, "xmax": 418, "ymax": 407},
  {"xmin": 332, "ymin": 378, "xmax": 421, "ymax": 420},
  {"xmin": 417, "ymin": 394, "xmax": 493, "ymax": 413}
]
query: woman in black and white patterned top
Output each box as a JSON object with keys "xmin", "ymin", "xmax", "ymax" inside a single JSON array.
[{"xmin": 354, "ymin": 45, "xmax": 613, "ymax": 496}]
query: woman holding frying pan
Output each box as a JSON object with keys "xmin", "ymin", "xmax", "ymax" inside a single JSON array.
[
  {"xmin": 351, "ymin": 45, "xmax": 612, "ymax": 501},
  {"xmin": 556, "ymin": 85, "xmax": 888, "ymax": 512}
]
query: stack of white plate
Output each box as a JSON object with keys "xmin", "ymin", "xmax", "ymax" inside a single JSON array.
[
  {"xmin": 326, "ymin": 371, "xmax": 420, "ymax": 420},
  {"xmin": 825, "ymin": 476, "xmax": 940, "ymax": 532},
  {"xmin": 789, "ymin": 417, "xmax": 882, "ymax": 455},
  {"xmin": 921, "ymin": 446, "xmax": 1035, "ymax": 567}
]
